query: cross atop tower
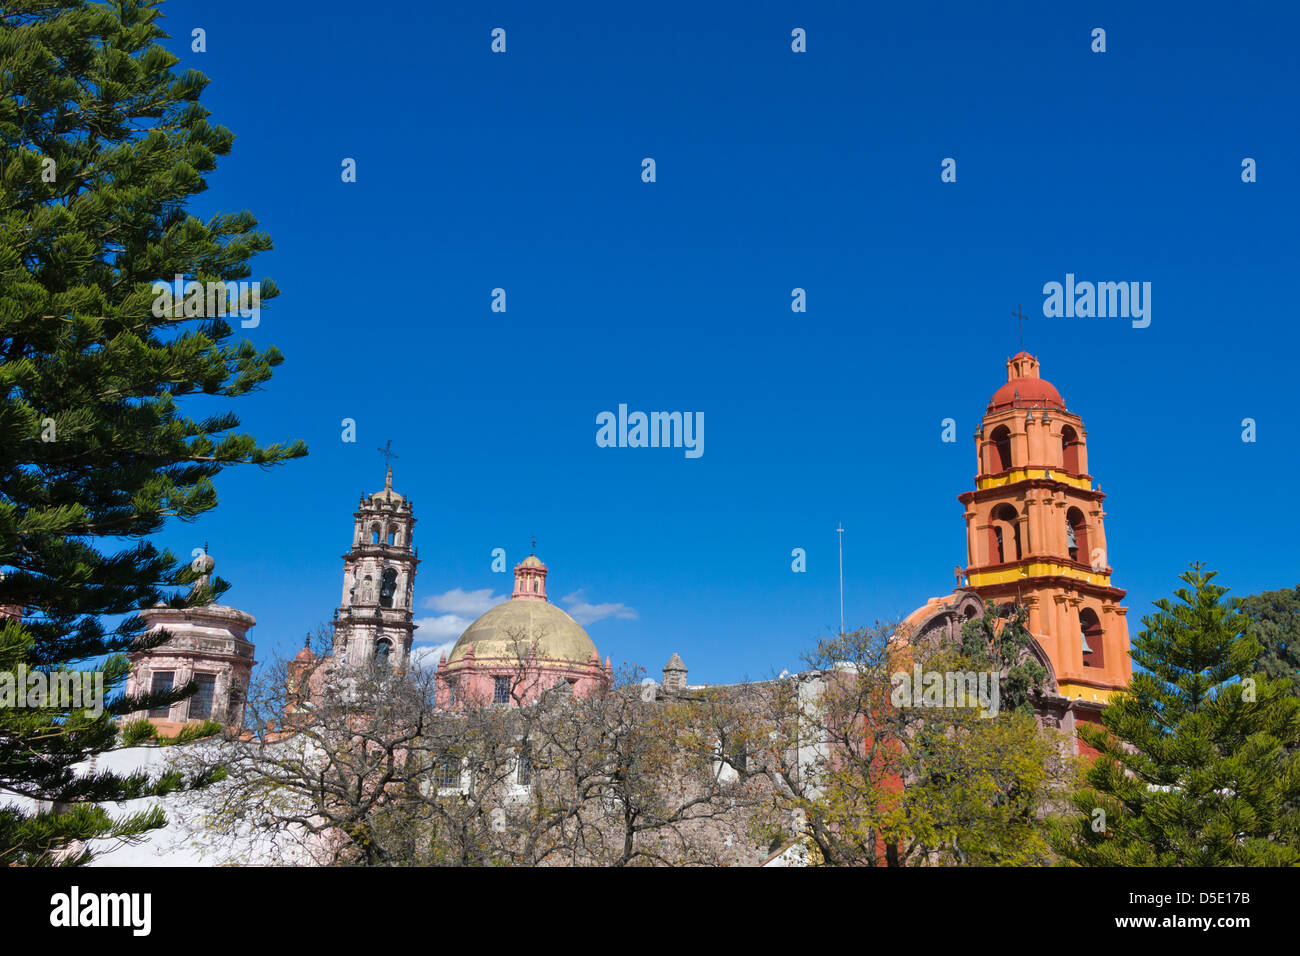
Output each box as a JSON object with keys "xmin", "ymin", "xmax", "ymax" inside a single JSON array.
[
  {"xmin": 530, "ymin": 535, "xmax": 537, "ymax": 554},
  {"xmin": 1011, "ymin": 304, "xmax": 1030, "ymax": 350},
  {"xmin": 378, "ymin": 439, "xmax": 398, "ymax": 490}
]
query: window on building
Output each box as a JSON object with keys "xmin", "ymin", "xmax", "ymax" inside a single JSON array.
[
  {"xmin": 148, "ymin": 672, "xmax": 174, "ymax": 718},
  {"xmin": 189, "ymin": 673, "xmax": 216, "ymax": 720},
  {"xmin": 729, "ymin": 742, "xmax": 748, "ymax": 775},
  {"xmin": 386, "ymin": 526, "xmax": 395, "ymax": 546},
  {"xmin": 494, "ymin": 676, "xmax": 511, "ymax": 704},
  {"xmin": 434, "ymin": 760, "xmax": 461, "ymax": 789},
  {"xmin": 370, "ymin": 524, "xmax": 380, "ymax": 544},
  {"xmin": 516, "ymin": 751, "xmax": 532, "ymax": 786},
  {"xmin": 446, "ymin": 679, "xmax": 456, "ymax": 706},
  {"xmin": 374, "ymin": 639, "xmax": 392, "ymax": 667}
]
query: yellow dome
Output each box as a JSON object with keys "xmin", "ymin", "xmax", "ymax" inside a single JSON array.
[{"xmin": 449, "ymin": 599, "xmax": 596, "ymax": 665}]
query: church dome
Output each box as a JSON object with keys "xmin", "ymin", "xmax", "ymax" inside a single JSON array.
[
  {"xmin": 987, "ymin": 351, "xmax": 1067, "ymax": 412},
  {"xmin": 448, "ymin": 599, "xmax": 597, "ymax": 665}
]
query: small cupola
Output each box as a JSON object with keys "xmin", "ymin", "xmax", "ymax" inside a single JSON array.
[{"xmin": 512, "ymin": 553, "xmax": 548, "ymax": 602}]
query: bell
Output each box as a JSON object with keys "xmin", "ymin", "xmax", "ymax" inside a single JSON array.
[{"xmin": 1081, "ymin": 631, "xmax": 1094, "ymax": 655}]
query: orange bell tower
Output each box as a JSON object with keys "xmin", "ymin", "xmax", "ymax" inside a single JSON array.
[{"xmin": 958, "ymin": 352, "xmax": 1131, "ymax": 703}]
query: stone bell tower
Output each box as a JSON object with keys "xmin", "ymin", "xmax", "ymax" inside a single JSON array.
[
  {"xmin": 958, "ymin": 352, "xmax": 1131, "ymax": 704},
  {"xmin": 331, "ymin": 463, "xmax": 419, "ymax": 670}
]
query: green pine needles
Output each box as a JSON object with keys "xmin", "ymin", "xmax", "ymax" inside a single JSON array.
[
  {"xmin": 0, "ymin": 0, "xmax": 305, "ymax": 864},
  {"xmin": 1054, "ymin": 564, "xmax": 1300, "ymax": 865}
]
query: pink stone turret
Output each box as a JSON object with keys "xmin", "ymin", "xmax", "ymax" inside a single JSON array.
[{"xmin": 512, "ymin": 553, "xmax": 548, "ymax": 601}]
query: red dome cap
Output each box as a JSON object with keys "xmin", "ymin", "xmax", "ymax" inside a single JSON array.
[{"xmin": 987, "ymin": 352, "xmax": 1067, "ymax": 412}]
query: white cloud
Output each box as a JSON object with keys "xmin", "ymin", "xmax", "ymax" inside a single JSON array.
[
  {"xmin": 560, "ymin": 589, "xmax": 638, "ymax": 627},
  {"xmin": 423, "ymin": 587, "xmax": 502, "ymax": 616},
  {"xmin": 414, "ymin": 614, "xmax": 474, "ymax": 642},
  {"xmin": 410, "ymin": 640, "xmax": 457, "ymax": 670},
  {"xmin": 413, "ymin": 587, "xmax": 505, "ymax": 648}
]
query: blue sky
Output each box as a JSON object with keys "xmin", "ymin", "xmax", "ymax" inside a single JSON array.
[{"xmin": 151, "ymin": 0, "xmax": 1299, "ymax": 683}]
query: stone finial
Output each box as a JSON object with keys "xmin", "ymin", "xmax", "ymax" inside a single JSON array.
[
  {"xmin": 192, "ymin": 546, "xmax": 216, "ymax": 597},
  {"xmin": 662, "ymin": 652, "xmax": 688, "ymax": 692}
]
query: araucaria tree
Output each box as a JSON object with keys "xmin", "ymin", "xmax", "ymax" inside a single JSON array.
[
  {"xmin": 1053, "ymin": 564, "xmax": 1300, "ymax": 865},
  {"xmin": 0, "ymin": 0, "xmax": 304, "ymax": 864}
]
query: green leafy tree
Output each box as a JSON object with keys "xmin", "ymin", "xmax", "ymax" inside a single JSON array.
[
  {"xmin": 1238, "ymin": 584, "xmax": 1300, "ymax": 694},
  {"xmin": 771, "ymin": 618, "xmax": 1059, "ymax": 866},
  {"xmin": 1053, "ymin": 564, "xmax": 1300, "ymax": 866},
  {"xmin": 0, "ymin": 0, "xmax": 305, "ymax": 864},
  {"xmin": 957, "ymin": 600, "xmax": 1049, "ymax": 716}
]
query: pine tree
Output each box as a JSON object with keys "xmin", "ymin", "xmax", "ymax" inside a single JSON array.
[
  {"xmin": 0, "ymin": 0, "xmax": 305, "ymax": 864},
  {"xmin": 1053, "ymin": 564, "xmax": 1300, "ymax": 865}
]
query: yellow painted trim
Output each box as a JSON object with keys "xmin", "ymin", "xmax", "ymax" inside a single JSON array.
[
  {"xmin": 977, "ymin": 469, "xmax": 1091, "ymax": 491},
  {"xmin": 1057, "ymin": 682, "xmax": 1120, "ymax": 704},
  {"xmin": 968, "ymin": 562, "xmax": 1111, "ymax": 588}
]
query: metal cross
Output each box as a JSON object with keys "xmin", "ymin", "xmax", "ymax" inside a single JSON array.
[
  {"xmin": 377, "ymin": 439, "xmax": 398, "ymax": 467},
  {"xmin": 1011, "ymin": 304, "xmax": 1030, "ymax": 349}
]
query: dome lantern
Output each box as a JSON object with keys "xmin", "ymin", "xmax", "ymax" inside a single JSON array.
[{"xmin": 512, "ymin": 552, "xmax": 548, "ymax": 602}]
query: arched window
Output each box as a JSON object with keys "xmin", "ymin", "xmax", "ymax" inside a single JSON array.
[
  {"xmin": 1066, "ymin": 507, "xmax": 1089, "ymax": 564},
  {"xmin": 1061, "ymin": 425, "xmax": 1082, "ymax": 474},
  {"xmin": 989, "ymin": 503, "xmax": 1021, "ymax": 563},
  {"xmin": 532, "ymin": 578, "xmax": 538, "ymax": 593},
  {"xmin": 988, "ymin": 425, "xmax": 1013, "ymax": 473},
  {"xmin": 370, "ymin": 524, "xmax": 380, "ymax": 545},
  {"xmin": 379, "ymin": 568, "xmax": 398, "ymax": 608},
  {"xmin": 1080, "ymin": 609, "xmax": 1104, "ymax": 668},
  {"xmin": 386, "ymin": 525, "xmax": 396, "ymax": 547},
  {"xmin": 374, "ymin": 639, "xmax": 392, "ymax": 667}
]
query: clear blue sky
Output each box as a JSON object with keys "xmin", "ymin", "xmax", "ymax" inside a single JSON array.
[{"xmin": 153, "ymin": 0, "xmax": 1299, "ymax": 683}]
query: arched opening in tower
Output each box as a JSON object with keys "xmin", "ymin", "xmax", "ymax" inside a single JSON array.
[
  {"xmin": 1080, "ymin": 608, "xmax": 1105, "ymax": 669},
  {"xmin": 379, "ymin": 567, "xmax": 398, "ymax": 608},
  {"xmin": 989, "ymin": 503, "xmax": 1021, "ymax": 563},
  {"xmin": 1066, "ymin": 507, "xmax": 1090, "ymax": 564},
  {"xmin": 988, "ymin": 425, "xmax": 1013, "ymax": 473},
  {"xmin": 1061, "ymin": 425, "xmax": 1082, "ymax": 474}
]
